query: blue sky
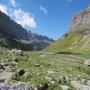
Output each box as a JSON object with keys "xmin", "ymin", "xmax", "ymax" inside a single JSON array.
[{"xmin": 0, "ymin": 0, "xmax": 90, "ymax": 40}]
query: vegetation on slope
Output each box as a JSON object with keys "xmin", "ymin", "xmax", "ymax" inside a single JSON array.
[
  {"xmin": 45, "ymin": 27, "xmax": 90, "ymax": 53},
  {"xmin": 0, "ymin": 34, "xmax": 34, "ymax": 50}
]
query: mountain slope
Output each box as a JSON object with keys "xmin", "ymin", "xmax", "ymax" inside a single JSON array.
[
  {"xmin": 45, "ymin": 6, "xmax": 90, "ymax": 52},
  {"xmin": 0, "ymin": 11, "xmax": 54, "ymax": 50}
]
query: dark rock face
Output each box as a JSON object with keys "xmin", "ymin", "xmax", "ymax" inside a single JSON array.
[{"xmin": 0, "ymin": 11, "xmax": 54, "ymax": 50}]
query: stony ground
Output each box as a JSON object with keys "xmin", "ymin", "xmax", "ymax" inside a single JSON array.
[{"xmin": 0, "ymin": 49, "xmax": 90, "ymax": 90}]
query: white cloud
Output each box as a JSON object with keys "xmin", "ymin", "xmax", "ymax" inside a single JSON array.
[
  {"xmin": 0, "ymin": 4, "xmax": 8, "ymax": 15},
  {"xmin": 9, "ymin": 0, "xmax": 16, "ymax": 7},
  {"xmin": 0, "ymin": 2, "xmax": 37, "ymax": 28},
  {"xmin": 40, "ymin": 6, "xmax": 47, "ymax": 14},
  {"xmin": 13, "ymin": 9, "xmax": 36, "ymax": 28}
]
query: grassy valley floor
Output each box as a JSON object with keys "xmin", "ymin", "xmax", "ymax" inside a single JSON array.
[{"xmin": 0, "ymin": 50, "xmax": 90, "ymax": 90}]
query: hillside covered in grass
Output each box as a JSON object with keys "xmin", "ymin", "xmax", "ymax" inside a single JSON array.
[{"xmin": 45, "ymin": 6, "xmax": 90, "ymax": 53}]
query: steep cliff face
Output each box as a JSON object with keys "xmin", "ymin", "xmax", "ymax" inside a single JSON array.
[
  {"xmin": 0, "ymin": 11, "xmax": 54, "ymax": 50},
  {"xmin": 70, "ymin": 6, "xmax": 90, "ymax": 33},
  {"xmin": 45, "ymin": 6, "xmax": 90, "ymax": 52}
]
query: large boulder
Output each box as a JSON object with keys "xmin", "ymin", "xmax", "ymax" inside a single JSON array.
[{"xmin": 0, "ymin": 71, "xmax": 13, "ymax": 83}]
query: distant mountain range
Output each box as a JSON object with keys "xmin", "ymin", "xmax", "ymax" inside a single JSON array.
[
  {"xmin": 45, "ymin": 6, "xmax": 90, "ymax": 52},
  {"xmin": 0, "ymin": 11, "xmax": 54, "ymax": 50}
]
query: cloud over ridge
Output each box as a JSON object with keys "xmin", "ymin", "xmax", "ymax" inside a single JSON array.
[
  {"xmin": 13, "ymin": 9, "xmax": 36, "ymax": 28},
  {"xmin": 0, "ymin": 1, "xmax": 36, "ymax": 28},
  {"xmin": 0, "ymin": 4, "xmax": 8, "ymax": 15}
]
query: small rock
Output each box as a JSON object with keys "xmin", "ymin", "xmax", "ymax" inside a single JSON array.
[
  {"xmin": 47, "ymin": 70, "xmax": 54, "ymax": 75},
  {"xmin": 11, "ymin": 61, "xmax": 18, "ymax": 66},
  {"xmin": 0, "ymin": 63, "xmax": 5, "ymax": 70},
  {"xmin": 80, "ymin": 78, "xmax": 87, "ymax": 84},
  {"xmin": 37, "ymin": 82, "xmax": 48, "ymax": 90},
  {"xmin": 87, "ymin": 80, "xmax": 90, "ymax": 86},
  {"xmin": 10, "ymin": 49, "xmax": 23, "ymax": 56},
  {"xmin": 45, "ymin": 76, "xmax": 52, "ymax": 81},
  {"xmin": 23, "ymin": 71, "xmax": 30, "ymax": 79},
  {"xmin": 40, "ymin": 55, "xmax": 45, "ymax": 57},
  {"xmin": 35, "ymin": 64, "xmax": 40, "ymax": 67},
  {"xmin": 17, "ymin": 69, "xmax": 25, "ymax": 76},
  {"xmin": 0, "ymin": 77, "xmax": 6, "ymax": 83},
  {"xmin": 51, "ymin": 81, "xmax": 55, "ymax": 85},
  {"xmin": 59, "ymin": 74, "xmax": 67, "ymax": 85},
  {"xmin": 84, "ymin": 59, "xmax": 90, "ymax": 66},
  {"xmin": 4, "ymin": 63, "xmax": 9, "ymax": 66},
  {"xmin": 0, "ymin": 69, "xmax": 3, "ymax": 73},
  {"xmin": 59, "ymin": 85, "xmax": 71, "ymax": 90},
  {"xmin": 14, "ymin": 58, "xmax": 19, "ymax": 62},
  {"xmin": 28, "ymin": 57, "xmax": 32, "ymax": 61}
]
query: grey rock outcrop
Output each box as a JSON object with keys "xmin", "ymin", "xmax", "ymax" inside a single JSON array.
[
  {"xmin": 71, "ymin": 81, "xmax": 90, "ymax": 90},
  {"xmin": 70, "ymin": 6, "xmax": 90, "ymax": 33}
]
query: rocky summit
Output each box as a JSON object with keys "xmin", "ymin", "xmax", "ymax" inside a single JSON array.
[
  {"xmin": 70, "ymin": 6, "xmax": 90, "ymax": 32},
  {"xmin": 45, "ymin": 6, "xmax": 90, "ymax": 53}
]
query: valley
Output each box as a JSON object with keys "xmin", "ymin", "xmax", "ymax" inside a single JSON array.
[{"xmin": 0, "ymin": 1, "xmax": 90, "ymax": 90}]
